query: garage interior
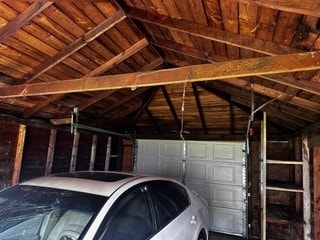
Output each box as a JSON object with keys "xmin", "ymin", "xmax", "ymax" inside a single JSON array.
[{"xmin": 0, "ymin": 0, "xmax": 320, "ymax": 239}]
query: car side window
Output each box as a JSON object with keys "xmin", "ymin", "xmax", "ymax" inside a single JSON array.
[
  {"xmin": 150, "ymin": 181, "xmax": 190, "ymax": 228},
  {"xmin": 96, "ymin": 186, "xmax": 156, "ymax": 240}
]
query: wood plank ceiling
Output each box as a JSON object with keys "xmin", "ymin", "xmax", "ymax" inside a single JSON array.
[{"xmin": 0, "ymin": 0, "xmax": 320, "ymax": 139}]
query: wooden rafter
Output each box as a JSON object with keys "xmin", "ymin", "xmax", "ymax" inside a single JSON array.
[
  {"xmin": 23, "ymin": 37, "xmax": 149, "ymax": 118},
  {"xmin": 145, "ymin": 107, "xmax": 161, "ymax": 134},
  {"xmin": 161, "ymin": 86, "xmax": 180, "ymax": 131},
  {"xmin": 18, "ymin": 10, "xmax": 126, "ymax": 85},
  {"xmin": 209, "ymin": 81, "xmax": 309, "ymax": 128},
  {"xmin": 127, "ymin": 8, "xmax": 301, "ymax": 56},
  {"xmin": 130, "ymin": 87, "xmax": 159, "ymax": 125},
  {"xmin": 97, "ymin": 88, "xmax": 149, "ymax": 118},
  {"xmin": 230, "ymin": 0, "xmax": 320, "ymax": 17},
  {"xmin": 191, "ymin": 83, "xmax": 208, "ymax": 134},
  {"xmin": 229, "ymin": 102, "xmax": 235, "ymax": 134},
  {"xmin": 196, "ymin": 82, "xmax": 297, "ymax": 132},
  {"xmin": 198, "ymin": 82, "xmax": 304, "ymax": 130},
  {"xmin": 0, "ymin": 1, "xmax": 53, "ymax": 43},
  {"xmin": 153, "ymin": 38, "xmax": 228, "ymax": 63},
  {"xmin": 1, "ymin": 51, "xmax": 320, "ymax": 98},
  {"xmin": 108, "ymin": 101, "xmax": 142, "ymax": 123}
]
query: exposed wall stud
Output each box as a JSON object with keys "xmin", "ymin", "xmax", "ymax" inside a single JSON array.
[
  {"xmin": 89, "ymin": 135, "xmax": 98, "ymax": 171},
  {"xmin": 12, "ymin": 124, "xmax": 26, "ymax": 185},
  {"xmin": 45, "ymin": 129, "xmax": 57, "ymax": 176},
  {"xmin": 70, "ymin": 132, "xmax": 80, "ymax": 172}
]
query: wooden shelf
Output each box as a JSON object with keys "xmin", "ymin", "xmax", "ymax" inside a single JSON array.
[
  {"xmin": 267, "ymin": 180, "xmax": 304, "ymax": 193},
  {"xmin": 267, "ymin": 159, "xmax": 303, "ymax": 165},
  {"xmin": 267, "ymin": 203, "xmax": 304, "ymax": 224}
]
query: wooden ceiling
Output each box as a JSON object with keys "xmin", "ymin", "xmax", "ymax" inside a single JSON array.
[{"xmin": 0, "ymin": 0, "xmax": 320, "ymax": 139}]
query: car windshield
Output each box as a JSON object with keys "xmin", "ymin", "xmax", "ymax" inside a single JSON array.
[{"xmin": 0, "ymin": 185, "xmax": 108, "ymax": 240}]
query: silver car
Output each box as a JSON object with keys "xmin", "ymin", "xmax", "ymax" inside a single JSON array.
[{"xmin": 0, "ymin": 171, "xmax": 209, "ymax": 240}]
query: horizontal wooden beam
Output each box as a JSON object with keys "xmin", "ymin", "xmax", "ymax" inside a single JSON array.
[
  {"xmin": 231, "ymin": 0, "xmax": 320, "ymax": 17},
  {"xmin": 158, "ymin": 38, "xmax": 320, "ymax": 96},
  {"xmin": 1, "ymin": 51, "xmax": 320, "ymax": 98},
  {"xmin": 128, "ymin": 8, "xmax": 301, "ymax": 56}
]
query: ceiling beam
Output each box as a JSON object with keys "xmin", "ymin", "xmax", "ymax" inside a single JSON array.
[
  {"xmin": 127, "ymin": 8, "xmax": 301, "ymax": 56},
  {"xmin": 158, "ymin": 38, "xmax": 320, "ymax": 96},
  {"xmin": 17, "ymin": 10, "xmax": 126, "ymax": 85},
  {"xmin": 230, "ymin": 0, "xmax": 320, "ymax": 17},
  {"xmin": 0, "ymin": 1, "xmax": 53, "ymax": 43},
  {"xmin": 1, "ymin": 51, "xmax": 320, "ymax": 98}
]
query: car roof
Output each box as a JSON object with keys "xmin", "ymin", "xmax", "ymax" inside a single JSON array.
[{"xmin": 21, "ymin": 171, "xmax": 144, "ymax": 197}]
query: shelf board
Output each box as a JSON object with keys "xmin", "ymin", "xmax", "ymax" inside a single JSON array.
[
  {"xmin": 267, "ymin": 159, "xmax": 303, "ymax": 165},
  {"xmin": 267, "ymin": 180, "xmax": 304, "ymax": 193},
  {"xmin": 267, "ymin": 203, "xmax": 304, "ymax": 224}
]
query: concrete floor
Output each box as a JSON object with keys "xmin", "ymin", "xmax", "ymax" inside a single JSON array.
[{"xmin": 209, "ymin": 232, "xmax": 244, "ymax": 240}]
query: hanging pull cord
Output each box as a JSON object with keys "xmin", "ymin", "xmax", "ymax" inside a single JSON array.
[
  {"xmin": 180, "ymin": 82, "xmax": 187, "ymax": 185},
  {"xmin": 180, "ymin": 81, "xmax": 187, "ymax": 141}
]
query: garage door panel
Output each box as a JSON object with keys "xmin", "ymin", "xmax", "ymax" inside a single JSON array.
[
  {"xmin": 210, "ymin": 207, "xmax": 244, "ymax": 235},
  {"xmin": 186, "ymin": 163, "xmax": 208, "ymax": 182},
  {"xmin": 211, "ymin": 164, "xmax": 243, "ymax": 186},
  {"xmin": 161, "ymin": 141, "xmax": 182, "ymax": 158},
  {"xmin": 187, "ymin": 142, "xmax": 211, "ymax": 160},
  {"xmin": 139, "ymin": 141, "xmax": 160, "ymax": 157},
  {"xmin": 163, "ymin": 162, "xmax": 182, "ymax": 178},
  {"xmin": 213, "ymin": 143, "xmax": 243, "ymax": 163},
  {"xmin": 139, "ymin": 161, "xmax": 160, "ymax": 175},
  {"xmin": 208, "ymin": 184, "xmax": 244, "ymax": 209}
]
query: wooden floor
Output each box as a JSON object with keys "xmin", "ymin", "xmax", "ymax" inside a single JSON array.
[{"xmin": 209, "ymin": 232, "xmax": 244, "ymax": 240}]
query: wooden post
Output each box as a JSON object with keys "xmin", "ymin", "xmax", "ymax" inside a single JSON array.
[
  {"xmin": 12, "ymin": 124, "xmax": 26, "ymax": 185},
  {"xmin": 45, "ymin": 129, "xmax": 57, "ymax": 176},
  {"xmin": 89, "ymin": 135, "xmax": 98, "ymax": 171},
  {"xmin": 105, "ymin": 136, "xmax": 112, "ymax": 171},
  {"xmin": 313, "ymin": 146, "xmax": 320, "ymax": 240},
  {"xmin": 294, "ymin": 137, "xmax": 303, "ymax": 213},
  {"xmin": 70, "ymin": 132, "xmax": 80, "ymax": 172},
  {"xmin": 302, "ymin": 135, "xmax": 311, "ymax": 240}
]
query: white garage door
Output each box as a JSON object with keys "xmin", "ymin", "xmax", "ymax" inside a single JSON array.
[{"xmin": 136, "ymin": 139, "xmax": 247, "ymax": 237}]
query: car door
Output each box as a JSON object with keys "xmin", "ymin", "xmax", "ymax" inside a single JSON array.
[
  {"xmin": 149, "ymin": 181, "xmax": 199, "ymax": 240},
  {"xmin": 93, "ymin": 184, "xmax": 163, "ymax": 240}
]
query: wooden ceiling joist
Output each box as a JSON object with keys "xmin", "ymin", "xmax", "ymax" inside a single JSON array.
[
  {"xmin": 18, "ymin": 10, "xmax": 127, "ymax": 85},
  {"xmin": 1, "ymin": 51, "xmax": 320, "ymax": 98},
  {"xmin": 160, "ymin": 38, "xmax": 320, "ymax": 96},
  {"xmin": 127, "ymin": 8, "xmax": 302, "ymax": 56},
  {"xmin": 0, "ymin": 1, "xmax": 53, "ymax": 43}
]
